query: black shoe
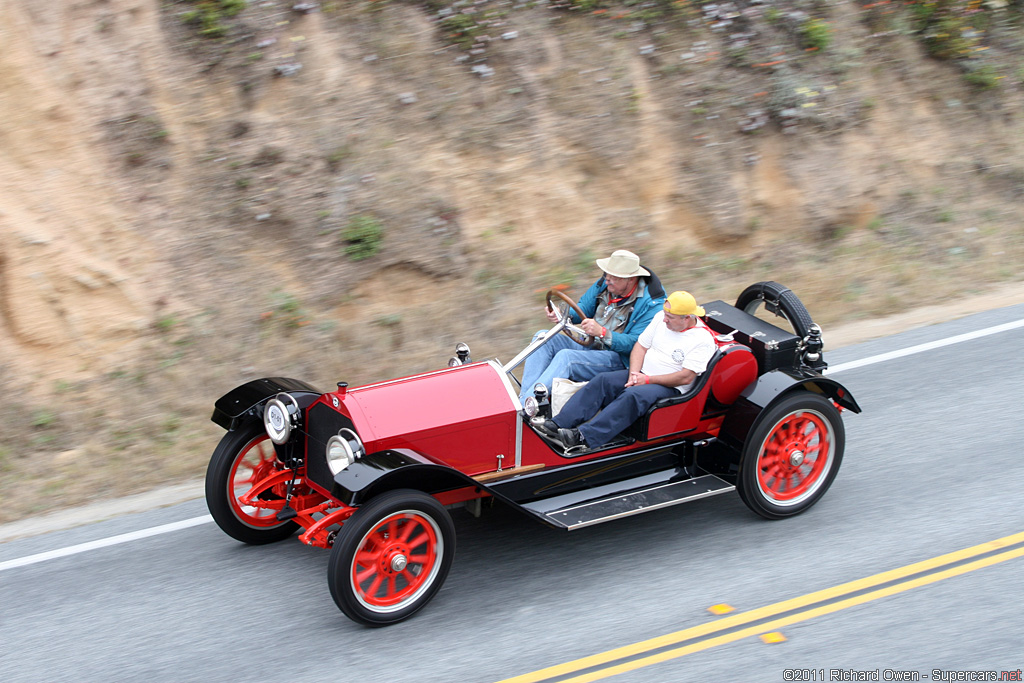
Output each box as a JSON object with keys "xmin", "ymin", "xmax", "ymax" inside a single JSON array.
[
  {"xmin": 535, "ymin": 419, "xmax": 560, "ymax": 438},
  {"xmin": 558, "ymin": 428, "xmax": 585, "ymax": 449}
]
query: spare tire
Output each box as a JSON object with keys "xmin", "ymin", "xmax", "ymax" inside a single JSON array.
[{"xmin": 734, "ymin": 281, "xmax": 815, "ymax": 340}]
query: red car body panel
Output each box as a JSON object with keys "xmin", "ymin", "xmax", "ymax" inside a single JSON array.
[
  {"xmin": 708, "ymin": 344, "xmax": 761, "ymax": 405},
  {"xmin": 646, "ymin": 397, "xmax": 710, "ymax": 439},
  {"xmin": 341, "ymin": 361, "xmax": 519, "ymax": 476}
]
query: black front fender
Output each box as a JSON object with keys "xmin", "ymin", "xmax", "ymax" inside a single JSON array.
[
  {"xmin": 332, "ymin": 449, "xmax": 481, "ymax": 507},
  {"xmin": 211, "ymin": 377, "xmax": 322, "ymax": 430}
]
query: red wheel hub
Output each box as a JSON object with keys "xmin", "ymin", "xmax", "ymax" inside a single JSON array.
[
  {"xmin": 757, "ymin": 410, "xmax": 832, "ymax": 502},
  {"xmin": 228, "ymin": 435, "xmax": 287, "ymax": 526},
  {"xmin": 352, "ymin": 513, "xmax": 440, "ymax": 609}
]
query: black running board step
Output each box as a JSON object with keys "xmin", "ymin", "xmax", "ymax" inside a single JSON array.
[{"xmin": 524, "ymin": 474, "xmax": 735, "ymax": 530}]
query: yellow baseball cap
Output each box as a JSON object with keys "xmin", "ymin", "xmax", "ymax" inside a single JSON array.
[{"xmin": 664, "ymin": 291, "xmax": 705, "ymax": 317}]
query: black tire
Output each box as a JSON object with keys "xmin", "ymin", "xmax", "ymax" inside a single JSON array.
[
  {"xmin": 328, "ymin": 489, "xmax": 455, "ymax": 627},
  {"xmin": 734, "ymin": 281, "xmax": 815, "ymax": 339},
  {"xmin": 736, "ymin": 392, "xmax": 844, "ymax": 519},
  {"xmin": 205, "ymin": 423, "xmax": 299, "ymax": 545}
]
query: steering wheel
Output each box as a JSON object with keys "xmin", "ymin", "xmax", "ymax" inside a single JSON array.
[{"xmin": 545, "ymin": 289, "xmax": 595, "ymax": 347}]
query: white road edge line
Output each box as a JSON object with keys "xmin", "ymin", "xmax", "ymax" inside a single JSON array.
[
  {"xmin": 826, "ymin": 318, "xmax": 1024, "ymax": 375},
  {"xmin": 0, "ymin": 515, "xmax": 213, "ymax": 572},
  {"xmin": 3, "ymin": 318, "xmax": 1023, "ymax": 572}
]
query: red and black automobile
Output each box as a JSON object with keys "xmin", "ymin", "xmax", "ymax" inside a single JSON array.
[{"xmin": 206, "ymin": 281, "xmax": 860, "ymax": 626}]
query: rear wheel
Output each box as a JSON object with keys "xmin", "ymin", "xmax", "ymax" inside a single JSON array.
[
  {"xmin": 737, "ymin": 392, "xmax": 844, "ymax": 519},
  {"xmin": 328, "ymin": 489, "xmax": 455, "ymax": 627},
  {"xmin": 205, "ymin": 423, "xmax": 299, "ymax": 544},
  {"xmin": 735, "ymin": 281, "xmax": 814, "ymax": 339}
]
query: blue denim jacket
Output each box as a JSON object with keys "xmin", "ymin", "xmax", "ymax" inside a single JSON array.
[{"xmin": 571, "ymin": 270, "xmax": 667, "ymax": 366}]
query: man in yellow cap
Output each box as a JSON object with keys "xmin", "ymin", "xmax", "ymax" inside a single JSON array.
[
  {"xmin": 519, "ymin": 249, "xmax": 666, "ymax": 404},
  {"xmin": 544, "ymin": 290, "xmax": 717, "ymax": 450}
]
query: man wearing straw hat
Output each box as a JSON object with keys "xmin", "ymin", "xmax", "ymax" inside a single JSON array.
[
  {"xmin": 519, "ymin": 249, "xmax": 666, "ymax": 405},
  {"xmin": 543, "ymin": 291, "xmax": 717, "ymax": 450}
]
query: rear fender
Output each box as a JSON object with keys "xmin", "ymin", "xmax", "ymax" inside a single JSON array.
[
  {"xmin": 331, "ymin": 448, "xmax": 483, "ymax": 507},
  {"xmin": 211, "ymin": 377, "xmax": 322, "ymax": 430},
  {"xmin": 718, "ymin": 369, "xmax": 861, "ymax": 451}
]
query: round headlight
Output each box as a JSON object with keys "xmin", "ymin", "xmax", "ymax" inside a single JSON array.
[
  {"xmin": 523, "ymin": 396, "xmax": 538, "ymax": 417},
  {"xmin": 264, "ymin": 397, "xmax": 291, "ymax": 444},
  {"xmin": 326, "ymin": 435, "xmax": 355, "ymax": 475},
  {"xmin": 326, "ymin": 428, "xmax": 365, "ymax": 475}
]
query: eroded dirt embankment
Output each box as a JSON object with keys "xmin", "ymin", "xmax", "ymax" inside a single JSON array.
[{"xmin": 1, "ymin": 0, "xmax": 1022, "ymax": 521}]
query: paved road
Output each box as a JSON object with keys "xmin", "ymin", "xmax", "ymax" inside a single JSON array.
[{"xmin": 2, "ymin": 304, "xmax": 1023, "ymax": 683}]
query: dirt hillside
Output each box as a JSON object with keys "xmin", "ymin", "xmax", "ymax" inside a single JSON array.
[{"xmin": 1, "ymin": 0, "xmax": 1022, "ymax": 522}]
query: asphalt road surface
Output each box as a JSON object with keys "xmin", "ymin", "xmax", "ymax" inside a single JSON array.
[{"xmin": 2, "ymin": 304, "xmax": 1023, "ymax": 683}]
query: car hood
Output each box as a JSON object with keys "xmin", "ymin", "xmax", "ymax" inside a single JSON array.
[{"xmin": 339, "ymin": 360, "xmax": 521, "ymax": 474}]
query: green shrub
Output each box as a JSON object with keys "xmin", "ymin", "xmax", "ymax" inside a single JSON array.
[
  {"xmin": 922, "ymin": 15, "xmax": 973, "ymax": 59},
  {"xmin": 440, "ymin": 14, "xmax": 480, "ymax": 48},
  {"xmin": 220, "ymin": 0, "xmax": 246, "ymax": 16},
  {"xmin": 910, "ymin": 0, "xmax": 989, "ymax": 60},
  {"xmin": 31, "ymin": 410, "xmax": 57, "ymax": 429},
  {"xmin": 342, "ymin": 215, "xmax": 384, "ymax": 261},
  {"xmin": 326, "ymin": 145, "xmax": 352, "ymax": 171},
  {"xmin": 800, "ymin": 18, "xmax": 831, "ymax": 51},
  {"xmin": 963, "ymin": 64, "xmax": 1000, "ymax": 89},
  {"xmin": 178, "ymin": 0, "xmax": 246, "ymax": 38},
  {"xmin": 565, "ymin": 0, "xmax": 606, "ymax": 10},
  {"xmin": 268, "ymin": 291, "xmax": 308, "ymax": 328}
]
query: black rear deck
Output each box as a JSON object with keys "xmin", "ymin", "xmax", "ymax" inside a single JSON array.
[{"xmin": 702, "ymin": 300, "xmax": 801, "ymax": 373}]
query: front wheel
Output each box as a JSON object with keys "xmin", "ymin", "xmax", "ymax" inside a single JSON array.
[
  {"xmin": 205, "ymin": 423, "xmax": 299, "ymax": 544},
  {"xmin": 328, "ymin": 489, "xmax": 455, "ymax": 627},
  {"xmin": 736, "ymin": 392, "xmax": 844, "ymax": 519}
]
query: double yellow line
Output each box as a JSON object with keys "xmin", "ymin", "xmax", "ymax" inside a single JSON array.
[{"xmin": 499, "ymin": 531, "xmax": 1024, "ymax": 683}]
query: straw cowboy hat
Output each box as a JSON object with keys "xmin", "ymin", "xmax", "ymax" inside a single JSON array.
[{"xmin": 595, "ymin": 250, "xmax": 650, "ymax": 278}]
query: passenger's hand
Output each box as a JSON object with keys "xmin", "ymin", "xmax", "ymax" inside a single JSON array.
[{"xmin": 625, "ymin": 371, "xmax": 646, "ymax": 387}]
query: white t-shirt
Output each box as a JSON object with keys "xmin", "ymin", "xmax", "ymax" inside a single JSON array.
[{"xmin": 637, "ymin": 311, "xmax": 717, "ymax": 392}]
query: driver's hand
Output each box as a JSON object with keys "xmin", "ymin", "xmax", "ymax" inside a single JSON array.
[
  {"xmin": 580, "ymin": 319, "xmax": 603, "ymax": 336},
  {"xmin": 545, "ymin": 305, "xmax": 560, "ymax": 323}
]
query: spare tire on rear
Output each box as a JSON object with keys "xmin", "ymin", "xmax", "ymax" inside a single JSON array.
[{"xmin": 734, "ymin": 281, "xmax": 815, "ymax": 340}]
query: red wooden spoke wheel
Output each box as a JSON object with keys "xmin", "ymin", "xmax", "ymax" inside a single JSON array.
[
  {"xmin": 756, "ymin": 409, "xmax": 831, "ymax": 503},
  {"xmin": 737, "ymin": 393, "xmax": 844, "ymax": 519},
  {"xmin": 205, "ymin": 423, "xmax": 299, "ymax": 544},
  {"xmin": 227, "ymin": 434, "xmax": 287, "ymax": 527},
  {"xmin": 351, "ymin": 511, "xmax": 440, "ymax": 609},
  {"xmin": 329, "ymin": 489, "xmax": 455, "ymax": 627}
]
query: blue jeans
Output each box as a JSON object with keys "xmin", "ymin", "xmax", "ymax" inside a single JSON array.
[
  {"xmin": 553, "ymin": 369, "xmax": 677, "ymax": 448},
  {"xmin": 518, "ymin": 332, "xmax": 625, "ymax": 404}
]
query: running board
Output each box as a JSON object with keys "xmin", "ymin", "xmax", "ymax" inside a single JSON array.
[{"xmin": 522, "ymin": 474, "xmax": 735, "ymax": 530}]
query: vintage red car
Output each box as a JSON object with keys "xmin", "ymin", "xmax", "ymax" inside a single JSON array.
[{"xmin": 205, "ymin": 281, "xmax": 860, "ymax": 626}]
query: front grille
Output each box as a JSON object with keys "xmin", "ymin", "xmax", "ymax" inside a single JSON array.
[{"xmin": 304, "ymin": 402, "xmax": 356, "ymax": 497}]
